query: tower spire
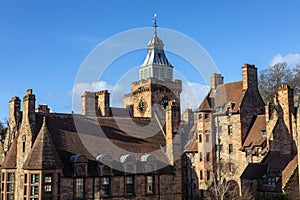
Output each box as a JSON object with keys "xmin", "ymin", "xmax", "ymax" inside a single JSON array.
[{"xmin": 153, "ymin": 13, "xmax": 158, "ymax": 36}]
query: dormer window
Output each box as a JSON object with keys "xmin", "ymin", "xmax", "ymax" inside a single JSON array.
[
  {"xmin": 257, "ymin": 148, "xmax": 262, "ymax": 156},
  {"xmin": 262, "ymin": 130, "xmax": 266, "ymax": 137},
  {"xmin": 70, "ymin": 154, "xmax": 88, "ymax": 177}
]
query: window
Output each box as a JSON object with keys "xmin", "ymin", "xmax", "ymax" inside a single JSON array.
[
  {"xmin": 43, "ymin": 174, "xmax": 52, "ymax": 195},
  {"xmin": 228, "ymin": 125, "xmax": 232, "ymax": 135},
  {"xmin": 31, "ymin": 174, "xmax": 39, "ymax": 184},
  {"xmin": 206, "ymin": 134, "xmax": 209, "ymax": 143},
  {"xmin": 207, "ymin": 170, "xmax": 210, "ymax": 180},
  {"xmin": 24, "ymin": 174, "xmax": 27, "ymax": 184},
  {"xmin": 268, "ymin": 178, "xmax": 276, "ymax": 186},
  {"xmin": 229, "ymin": 144, "xmax": 233, "ymax": 154},
  {"xmin": 7, "ymin": 173, "xmax": 14, "ymax": 192},
  {"xmin": 75, "ymin": 178, "xmax": 84, "ymax": 198},
  {"xmin": 206, "ymin": 152, "xmax": 210, "ymax": 162},
  {"xmin": 229, "ymin": 163, "xmax": 234, "ymax": 172},
  {"xmin": 24, "ymin": 185, "xmax": 27, "ymax": 195},
  {"xmin": 147, "ymin": 176, "xmax": 155, "ymax": 194},
  {"xmin": 204, "ymin": 114, "xmax": 210, "ymax": 119},
  {"xmin": 126, "ymin": 176, "xmax": 134, "ymax": 196},
  {"xmin": 101, "ymin": 177, "xmax": 110, "ymax": 197},
  {"xmin": 200, "ymin": 170, "xmax": 203, "ymax": 180},
  {"xmin": 257, "ymin": 148, "xmax": 262, "ymax": 156},
  {"xmin": 31, "ymin": 186, "xmax": 39, "ymax": 196},
  {"xmin": 246, "ymin": 149, "xmax": 250, "ymax": 157},
  {"xmin": 200, "ymin": 152, "xmax": 203, "ymax": 162},
  {"xmin": 216, "ymin": 144, "xmax": 223, "ymax": 152},
  {"xmin": 262, "ymin": 130, "xmax": 266, "ymax": 137},
  {"xmin": 199, "ymin": 134, "xmax": 202, "ymax": 142},
  {"xmin": 7, "ymin": 194, "xmax": 14, "ymax": 200},
  {"xmin": 198, "ymin": 114, "xmax": 202, "ymax": 119}
]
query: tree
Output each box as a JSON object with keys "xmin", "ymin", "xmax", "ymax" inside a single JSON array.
[{"xmin": 258, "ymin": 63, "xmax": 300, "ymax": 103}]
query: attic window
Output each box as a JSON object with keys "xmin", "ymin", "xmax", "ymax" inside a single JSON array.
[{"xmin": 262, "ymin": 130, "xmax": 266, "ymax": 137}]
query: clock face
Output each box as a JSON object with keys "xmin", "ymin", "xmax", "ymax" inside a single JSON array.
[{"xmin": 138, "ymin": 100, "xmax": 146, "ymax": 113}]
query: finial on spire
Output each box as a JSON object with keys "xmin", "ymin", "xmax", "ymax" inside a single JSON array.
[{"xmin": 153, "ymin": 13, "xmax": 158, "ymax": 36}]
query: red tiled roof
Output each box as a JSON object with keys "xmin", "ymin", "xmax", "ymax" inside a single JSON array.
[
  {"xmin": 243, "ymin": 115, "xmax": 266, "ymax": 148},
  {"xmin": 200, "ymin": 81, "xmax": 244, "ymax": 113},
  {"xmin": 198, "ymin": 96, "xmax": 211, "ymax": 111},
  {"xmin": 185, "ymin": 137, "xmax": 198, "ymax": 152}
]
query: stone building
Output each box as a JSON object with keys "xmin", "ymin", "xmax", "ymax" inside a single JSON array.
[
  {"xmin": 184, "ymin": 64, "xmax": 298, "ymax": 198},
  {"xmin": 122, "ymin": 19, "xmax": 181, "ymax": 119},
  {"xmin": 1, "ymin": 22, "xmax": 184, "ymax": 200}
]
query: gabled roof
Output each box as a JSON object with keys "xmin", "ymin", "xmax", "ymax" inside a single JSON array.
[
  {"xmin": 243, "ymin": 115, "xmax": 266, "ymax": 148},
  {"xmin": 198, "ymin": 96, "xmax": 211, "ymax": 111},
  {"xmin": 23, "ymin": 117, "xmax": 63, "ymax": 170},
  {"xmin": 200, "ymin": 81, "xmax": 244, "ymax": 113}
]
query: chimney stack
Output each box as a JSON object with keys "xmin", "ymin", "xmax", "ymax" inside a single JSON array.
[
  {"xmin": 210, "ymin": 73, "xmax": 224, "ymax": 90},
  {"xmin": 22, "ymin": 89, "xmax": 36, "ymax": 125},
  {"xmin": 165, "ymin": 100, "xmax": 181, "ymax": 165},
  {"xmin": 81, "ymin": 92, "xmax": 97, "ymax": 115},
  {"xmin": 242, "ymin": 64, "xmax": 258, "ymax": 91},
  {"xmin": 96, "ymin": 90, "xmax": 110, "ymax": 117}
]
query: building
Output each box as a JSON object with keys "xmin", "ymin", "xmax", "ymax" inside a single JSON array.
[
  {"xmin": 1, "ymin": 20, "xmax": 184, "ymax": 200},
  {"xmin": 184, "ymin": 64, "xmax": 298, "ymax": 199}
]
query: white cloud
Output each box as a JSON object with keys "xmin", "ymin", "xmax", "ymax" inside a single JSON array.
[
  {"xmin": 270, "ymin": 53, "xmax": 300, "ymax": 67},
  {"xmin": 72, "ymin": 81, "xmax": 128, "ymax": 113},
  {"xmin": 181, "ymin": 81, "xmax": 210, "ymax": 111},
  {"xmin": 72, "ymin": 80, "xmax": 209, "ymax": 114}
]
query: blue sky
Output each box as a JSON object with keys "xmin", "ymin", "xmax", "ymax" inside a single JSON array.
[{"xmin": 1, "ymin": 1, "xmax": 300, "ymax": 121}]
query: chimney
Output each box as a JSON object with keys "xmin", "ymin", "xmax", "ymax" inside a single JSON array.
[
  {"xmin": 242, "ymin": 64, "xmax": 258, "ymax": 91},
  {"xmin": 165, "ymin": 100, "xmax": 181, "ymax": 165},
  {"xmin": 81, "ymin": 91, "xmax": 97, "ymax": 115},
  {"xmin": 272, "ymin": 85, "xmax": 294, "ymax": 154},
  {"xmin": 210, "ymin": 73, "xmax": 224, "ymax": 90},
  {"xmin": 96, "ymin": 90, "xmax": 110, "ymax": 117},
  {"xmin": 9, "ymin": 96, "xmax": 21, "ymax": 124},
  {"xmin": 22, "ymin": 89, "xmax": 36, "ymax": 126},
  {"xmin": 36, "ymin": 104, "xmax": 50, "ymax": 113}
]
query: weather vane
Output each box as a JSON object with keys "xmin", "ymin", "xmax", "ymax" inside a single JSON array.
[{"xmin": 153, "ymin": 13, "xmax": 158, "ymax": 35}]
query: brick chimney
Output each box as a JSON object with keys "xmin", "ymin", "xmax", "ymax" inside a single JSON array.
[
  {"xmin": 36, "ymin": 104, "xmax": 50, "ymax": 113},
  {"xmin": 242, "ymin": 64, "xmax": 258, "ymax": 91},
  {"xmin": 4, "ymin": 96, "xmax": 21, "ymax": 152},
  {"xmin": 165, "ymin": 100, "xmax": 181, "ymax": 165},
  {"xmin": 275, "ymin": 85, "xmax": 294, "ymax": 154},
  {"xmin": 210, "ymin": 73, "xmax": 224, "ymax": 90},
  {"xmin": 81, "ymin": 91, "xmax": 97, "ymax": 115},
  {"xmin": 9, "ymin": 96, "xmax": 21, "ymax": 124},
  {"xmin": 96, "ymin": 90, "xmax": 110, "ymax": 117},
  {"xmin": 22, "ymin": 89, "xmax": 36, "ymax": 126}
]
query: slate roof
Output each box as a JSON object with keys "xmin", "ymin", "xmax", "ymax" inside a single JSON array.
[
  {"xmin": 3, "ymin": 112, "xmax": 172, "ymax": 176},
  {"xmin": 23, "ymin": 117, "xmax": 63, "ymax": 170}
]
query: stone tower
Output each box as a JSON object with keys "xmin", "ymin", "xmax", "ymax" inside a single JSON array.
[{"xmin": 123, "ymin": 15, "xmax": 182, "ymax": 118}]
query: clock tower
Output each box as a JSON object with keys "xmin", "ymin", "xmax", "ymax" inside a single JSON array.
[{"xmin": 123, "ymin": 15, "xmax": 182, "ymax": 118}]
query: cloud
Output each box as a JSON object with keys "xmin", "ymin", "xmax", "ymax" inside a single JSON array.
[
  {"xmin": 72, "ymin": 80, "xmax": 209, "ymax": 114},
  {"xmin": 181, "ymin": 81, "xmax": 210, "ymax": 111},
  {"xmin": 270, "ymin": 53, "xmax": 300, "ymax": 67},
  {"xmin": 72, "ymin": 81, "xmax": 128, "ymax": 113}
]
